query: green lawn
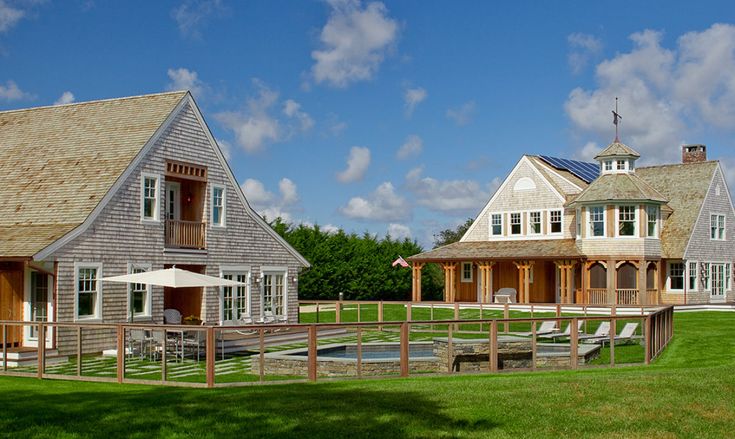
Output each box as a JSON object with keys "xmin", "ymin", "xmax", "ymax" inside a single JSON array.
[{"xmin": 0, "ymin": 311, "xmax": 732, "ymax": 438}]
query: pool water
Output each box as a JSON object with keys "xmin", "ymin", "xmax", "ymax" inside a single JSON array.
[{"xmin": 306, "ymin": 344, "xmax": 435, "ymax": 360}]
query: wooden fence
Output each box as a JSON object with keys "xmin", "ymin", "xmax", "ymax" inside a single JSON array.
[{"xmin": 0, "ymin": 305, "xmax": 674, "ymax": 388}]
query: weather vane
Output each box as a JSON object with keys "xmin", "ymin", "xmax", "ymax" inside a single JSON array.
[{"xmin": 612, "ymin": 97, "xmax": 622, "ymax": 142}]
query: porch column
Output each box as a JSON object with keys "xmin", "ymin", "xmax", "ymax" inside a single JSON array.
[
  {"xmin": 441, "ymin": 263, "xmax": 457, "ymax": 303},
  {"xmin": 580, "ymin": 260, "xmax": 588, "ymax": 304},
  {"xmin": 513, "ymin": 260, "xmax": 534, "ymax": 304},
  {"xmin": 477, "ymin": 262, "xmax": 495, "ymax": 303},
  {"xmin": 638, "ymin": 259, "xmax": 647, "ymax": 305},
  {"xmin": 411, "ymin": 262, "xmax": 425, "ymax": 302},
  {"xmin": 607, "ymin": 259, "xmax": 616, "ymax": 305},
  {"xmin": 554, "ymin": 260, "xmax": 576, "ymax": 304}
]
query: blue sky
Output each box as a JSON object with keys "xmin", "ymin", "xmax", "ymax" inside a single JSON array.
[{"xmin": 2, "ymin": 0, "xmax": 735, "ymax": 248}]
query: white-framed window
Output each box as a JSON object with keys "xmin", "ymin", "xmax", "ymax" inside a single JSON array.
[
  {"xmin": 604, "ymin": 161, "xmax": 613, "ymax": 172},
  {"xmin": 701, "ymin": 262, "xmax": 710, "ymax": 291},
  {"xmin": 490, "ymin": 214, "xmax": 502, "ymax": 236},
  {"xmin": 141, "ymin": 174, "xmax": 160, "ymax": 221},
  {"xmin": 618, "ymin": 205, "xmax": 637, "ymax": 237},
  {"xmin": 461, "ymin": 262, "xmax": 473, "ymax": 283},
  {"xmin": 221, "ymin": 269, "xmax": 249, "ymax": 322},
  {"xmin": 617, "ymin": 160, "xmax": 626, "ymax": 171},
  {"xmin": 262, "ymin": 270, "xmax": 286, "ymax": 317},
  {"xmin": 75, "ymin": 262, "xmax": 102, "ymax": 320},
  {"xmin": 576, "ymin": 208, "xmax": 581, "ymax": 238},
  {"xmin": 128, "ymin": 263, "xmax": 151, "ymax": 319},
  {"xmin": 668, "ymin": 262, "xmax": 685, "ymax": 291},
  {"xmin": 647, "ymin": 206, "xmax": 659, "ymax": 238},
  {"xmin": 688, "ymin": 261, "xmax": 698, "ymax": 291},
  {"xmin": 510, "ymin": 213, "xmax": 521, "ymax": 235},
  {"xmin": 589, "ymin": 206, "xmax": 605, "ymax": 237},
  {"xmin": 529, "ymin": 211, "xmax": 541, "ymax": 234},
  {"xmin": 726, "ymin": 263, "xmax": 732, "ymax": 291},
  {"xmin": 211, "ymin": 186, "xmax": 226, "ymax": 227},
  {"xmin": 711, "ymin": 214, "xmax": 725, "ymax": 240},
  {"xmin": 549, "ymin": 210, "xmax": 562, "ymax": 234}
]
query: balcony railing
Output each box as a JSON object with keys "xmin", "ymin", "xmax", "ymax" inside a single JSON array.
[
  {"xmin": 616, "ymin": 289, "xmax": 639, "ymax": 305},
  {"xmin": 165, "ymin": 220, "xmax": 206, "ymax": 249},
  {"xmin": 585, "ymin": 288, "xmax": 607, "ymax": 304}
]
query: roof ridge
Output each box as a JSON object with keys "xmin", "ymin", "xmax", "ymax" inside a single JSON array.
[
  {"xmin": 637, "ymin": 160, "xmax": 719, "ymax": 170},
  {"xmin": 0, "ymin": 90, "xmax": 189, "ymax": 115},
  {"xmin": 626, "ymin": 173, "xmax": 668, "ymax": 202}
]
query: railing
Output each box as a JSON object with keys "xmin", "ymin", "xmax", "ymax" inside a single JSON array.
[
  {"xmin": 586, "ymin": 288, "xmax": 608, "ymax": 304},
  {"xmin": 165, "ymin": 219, "xmax": 205, "ymax": 249},
  {"xmin": 0, "ymin": 305, "xmax": 674, "ymax": 388},
  {"xmin": 616, "ymin": 289, "xmax": 639, "ymax": 305}
]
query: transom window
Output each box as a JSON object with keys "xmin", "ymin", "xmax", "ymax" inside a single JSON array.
[
  {"xmin": 141, "ymin": 175, "xmax": 159, "ymax": 221},
  {"xmin": 263, "ymin": 273, "xmax": 286, "ymax": 317},
  {"xmin": 222, "ymin": 272, "xmax": 248, "ymax": 321},
  {"xmin": 668, "ymin": 262, "xmax": 684, "ymax": 291},
  {"xmin": 590, "ymin": 206, "xmax": 605, "ymax": 237},
  {"xmin": 688, "ymin": 262, "xmax": 697, "ymax": 291},
  {"xmin": 491, "ymin": 214, "xmax": 502, "ymax": 236},
  {"xmin": 212, "ymin": 186, "xmax": 225, "ymax": 227},
  {"xmin": 76, "ymin": 264, "xmax": 101, "ymax": 319},
  {"xmin": 510, "ymin": 213, "xmax": 521, "ymax": 235},
  {"xmin": 529, "ymin": 211, "xmax": 541, "ymax": 234},
  {"xmin": 550, "ymin": 210, "xmax": 562, "ymax": 234},
  {"xmin": 618, "ymin": 205, "xmax": 636, "ymax": 236},
  {"xmin": 461, "ymin": 262, "xmax": 473, "ymax": 282},
  {"xmin": 711, "ymin": 214, "xmax": 725, "ymax": 240},
  {"xmin": 647, "ymin": 206, "xmax": 659, "ymax": 238}
]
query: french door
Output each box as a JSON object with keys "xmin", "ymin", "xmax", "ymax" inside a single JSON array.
[
  {"xmin": 25, "ymin": 271, "xmax": 53, "ymax": 348},
  {"xmin": 222, "ymin": 272, "xmax": 249, "ymax": 322},
  {"xmin": 711, "ymin": 264, "xmax": 725, "ymax": 302}
]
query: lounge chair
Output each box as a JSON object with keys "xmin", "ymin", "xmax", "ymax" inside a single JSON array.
[
  {"xmin": 578, "ymin": 321, "xmax": 610, "ymax": 342},
  {"xmin": 515, "ymin": 320, "xmax": 558, "ymax": 337},
  {"xmin": 493, "ymin": 288, "xmax": 517, "ymax": 303},
  {"xmin": 598, "ymin": 322, "xmax": 640, "ymax": 346},
  {"xmin": 539, "ymin": 320, "xmax": 584, "ymax": 341}
]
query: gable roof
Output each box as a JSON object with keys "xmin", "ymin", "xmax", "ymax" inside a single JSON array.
[
  {"xmin": 636, "ymin": 161, "xmax": 719, "ymax": 258},
  {"xmin": 594, "ymin": 141, "xmax": 640, "ymax": 159},
  {"xmin": 408, "ymin": 239, "xmax": 581, "ymax": 262},
  {"xmin": 567, "ymin": 172, "xmax": 668, "ymax": 206},
  {"xmin": 0, "ymin": 91, "xmax": 188, "ymax": 257}
]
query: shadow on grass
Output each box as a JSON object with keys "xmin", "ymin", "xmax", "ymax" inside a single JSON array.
[{"xmin": 0, "ymin": 379, "xmax": 498, "ymax": 438}]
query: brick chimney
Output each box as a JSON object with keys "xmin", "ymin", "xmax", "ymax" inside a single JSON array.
[{"xmin": 682, "ymin": 144, "xmax": 707, "ymax": 163}]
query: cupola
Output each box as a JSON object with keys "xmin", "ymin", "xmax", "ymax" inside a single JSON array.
[{"xmin": 594, "ymin": 141, "xmax": 640, "ymax": 175}]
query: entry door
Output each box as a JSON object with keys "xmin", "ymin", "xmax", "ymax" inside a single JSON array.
[
  {"xmin": 26, "ymin": 271, "xmax": 53, "ymax": 348},
  {"xmin": 165, "ymin": 182, "xmax": 181, "ymax": 221},
  {"xmin": 0, "ymin": 270, "xmax": 23, "ymax": 347},
  {"xmin": 711, "ymin": 264, "xmax": 725, "ymax": 301}
]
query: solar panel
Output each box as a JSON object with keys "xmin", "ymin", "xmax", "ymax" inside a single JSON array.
[{"xmin": 538, "ymin": 155, "xmax": 600, "ymax": 183}]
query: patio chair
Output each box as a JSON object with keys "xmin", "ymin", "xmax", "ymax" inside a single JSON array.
[
  {"xmin": 578, "ymin": 321, "xmax": 611, "ymax": 342},
  {"xmin": 515, "ymin": 320, "xmax": 558, "ymax": 337},
  {"xmin": 599, "ymin": 322, "xmax": 640, "ymax": 347},
  {"xmin": 128, "ymin": 329, "xmax": 155, "ymax": 361},
  {"xmin": 164, "ymin": 308, "xmax": 182, "ymax": 325},
  {"xmin": 539, "ymin": 320, "xmax": 584, "ymax": 341},
  {"xmin": 219, "ymin": 318, "xmax": 257, "ymax": 360},
  {"xmin": 493, "ymin": 288, "xmax": 517, "ymax": 303}
]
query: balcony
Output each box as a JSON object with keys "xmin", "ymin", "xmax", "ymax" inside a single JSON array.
[{"xmin": 165, "ymin": 219, "xmax": 206, "ymax": 250}]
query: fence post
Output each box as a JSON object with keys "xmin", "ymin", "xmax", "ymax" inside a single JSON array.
[
  {"xmin": 454, "ymin": 302, "xmax": 459, "ymax": 331},
  {"xmin": 644, "ymin": 315, "xmax": 652, "ymax": 364},
  {"xmin": 206, "ymin": 327, "xmax": 215, "ymax": 388},
  {"xmin": 37, "ymin": 323, "xmax": 45, "ymax": 379},
  {"xmin": 609, "ymin": 319, "xmax": 616, "ymax": 367},
  {"xmin": 378, "ymin": 301, "xmax": 384, "ymax": 331},
  {"xmin": 503, "ymin": 303, "xmax": 509, "ymax": 333},
  {"xmin": 335, "ymin": 301, "xmax": 341, "ymax": 324},
  {"xmin": 570, "ymin": 318, "xmax": 578, "ymax": 370},
  {"xmin": 356, "ymin": 327, "xmax": 363, "ymax": 379},
  {"xmin": 258, "ymin": 328, "xmax": 265, "ymax": 382},
  {"xmin": 531, "ymin": 320, "xmax": 537, "ymax": 370},
  {"xmin": 556, "ymin": 304, "xmax": 561, "ymax": 318},
  {"xmin": 489, "ymin": 320, "xmax": 498, "ymax": 372},
  {"xmin": 400, "ymin": 322, "xmax": 409, "ymax": 377},
  {"xmin": 406, "ymin": 302, "xmax": 412, "ymax": 322},
  {"xmin": 2, "ymin": 324, "xmax": 6, "ymax": 372},
  {"xmin": 161, "ymin": 329, "xmax": 167, "ymax": 383},
  {"xmin": 116, "ymin": 325, "xmax": 124, "ymax": 384},
  {"xmin": 308, "ymin": 325, "xmax": 317, "ymax": 382},
  {"xmin": 447, "ymin": 325, "xmax": 454, "ymax": 374}
]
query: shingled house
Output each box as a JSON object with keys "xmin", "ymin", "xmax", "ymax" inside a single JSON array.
[
  {"xmin": 0, "ymin": 91, "xmax": 308, "ymax": 354},
  {"xmin": 408, "ymin": 142, "xmax": 734, "ymax": 306}
]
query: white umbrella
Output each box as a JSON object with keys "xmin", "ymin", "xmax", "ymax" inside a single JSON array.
[{"xmin": 101, "ymin": 266, "xmax": 247, "ymax": 288}]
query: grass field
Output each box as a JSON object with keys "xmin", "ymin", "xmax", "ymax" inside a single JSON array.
[{"xmin": 0, "ymin": 311, "xmax": 732, "ymax": 438}]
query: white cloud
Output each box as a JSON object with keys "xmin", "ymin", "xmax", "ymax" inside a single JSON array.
[
  {"xmin": 53, "ymin": 91, "xmax": 75, "ymax": 106},
  {"xmin": 0, "ymin": 80, "xmax": 31, "ymax": 101},
  {"xmin": 311, "ymin": 0, "xmax": 399, "ymax": 88},
  {"xmin": 216, "ymin": 80, "xmax": 313, "ymax": 153},
  {"xmin": 446, "ymin": 101, "xmax": 476, "ymax": 126},
  {"xmin": 387, "ymin": 223, "xmax": 411, "ymax": 240},
  {"xmin": 567, "ymin": 32, "xmax": 603, "ymax": 74},
  {"xmin": 166, "ymin": 67, "xmax": 205, "ymax": 99},
  {"xmin": 325, "ymin": 113, "xmax": 347, "ymax": 137},
  {"xmin": 340, "ymin": 182, "xmax": 410, "ymax": 221},
  {"xmin": 171, "ymin": 0, "xmax": 225, "ymax": 38},
  {"xmin": 322, "ymin": 224, "xmax": 340, "ymax": 234},
  {"xmin": 396, "ymin": 134, "xmax": 422, "ymax": 160},
  {"xmin": 216, "ymin": 138, "xmax": 232, "ymax": 161},
  {"xmin": 337, "ymin": 146, "xmax": 371, "ymax": 183},
  {"xmin": 405, "ymin": 167, "xmax": 496, "ymax": 214},
  {"xmin": 0, "ymin": 1, "xmax": 24, "ymax": 33},
  {"xmin": 574, "ymin": 141, "xmax": 600, "ymax": 161},
  {"xmin": 241, "ymin": 177, "xmax": 300, "ymax": 221},
  {"xmin": 403, "ymin": 86, "xmax": 427, "ymax": 116},
  {"xmin": 283, "ymin": 99, "xmax": 314, "ymax": 131},
  {"xmin": 566, "ymin": 24, "xmax": 735, "ymax": 165}
]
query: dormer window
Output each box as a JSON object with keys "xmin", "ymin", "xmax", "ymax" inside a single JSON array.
[
  {"xmin": 616, "ymin": 160, "xmax": 626, "ymax": 170},
  {"xmin": 604, "ymin": 161, "xmax": 613, "ymax": 171}
]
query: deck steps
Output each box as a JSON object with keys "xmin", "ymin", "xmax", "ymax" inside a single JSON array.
[{"xmin": 1, "ymin": 349, "xmax": 69, "ymax": 368}]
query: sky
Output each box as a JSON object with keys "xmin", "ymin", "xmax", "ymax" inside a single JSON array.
[{"xmin": 2, "ymin": 0, "xmax": 735, "ymax": 248}]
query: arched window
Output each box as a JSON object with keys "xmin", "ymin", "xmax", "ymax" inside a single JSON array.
[
  {"xmin": 617, "ymin": 262, "xmax": 637, "ymax": 289},
  {"xmin": 589, "ymin": 263, "xmax": 607, "ymax": 288}
]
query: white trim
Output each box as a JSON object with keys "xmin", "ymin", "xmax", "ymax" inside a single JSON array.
[
  {"xmin": 587, "ymin": 205, "xmax": 606, "ymax": 239},
  {"xmin": 687, "ymin": 260, "xmax": 698, "ymax": 292},
  {"xmin": 140, "ymin": 173, "xmax": 162, "ymax": 223},
  {"xmin": 548, "ymin": 209, "xmax": 564, "ymax": 235},
  {"xmin": 615, "ymin": 204, "xmax": 639, "ymax": 238},
  {"xmin": 509, "ymin": 211, "xmax": 522, "ymax": 236},
  {"xmin": 489, "ymin": 213, "xmax": 503, "ymax": 236},
  {"xmin": 127, "ymin": 262, "xmax": 152, "ymax": 321},
  {"xmin": 261, "ymin": 266, "xmax": 288, "ymax": 318},
  {"xmin": 22, "ymin": 267, "xmax": 54, "ymax": 348},
  {"xmin": 709, "ymin": 212, "xmax": 726, "ymax": 241},
  {"xmin": 528, "ymin": 210, "xmax": 542, "ymax": 235},
  {"xmin": 73, "ymin": 262, "xmax": 103, "ymax": 321},
  {"xmin": 34, "ymin": 95, "xmax": 190, "ymax": 260},
  {"xmin": 460, "ymin": 262, "xmax": 473, "ymax": 283},
  {"xmin": 219, "ymin": 265, "xmax": 251, "ymax": 323},
  {"xmin": 210, "ymin": 184, "xmax": 227, "ymax": 228},
  {"xmin": 666, "ymin": 261, "xmax": 685, "ymax": 292}
]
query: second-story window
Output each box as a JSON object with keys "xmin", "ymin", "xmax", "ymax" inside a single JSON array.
[
  {"xmin": 529, "ymin": 211, "xmax": 541, "ymax": 234},
  {"xmin": 212, "ymin": 186, "xmax": 225, "ymax": 227},
  {"xmin": 491, "ymin": 214, "xmax": 502, "ymax": 236},
  {"xmin": 550, "ymin": 210, "xmax": 562, "ymax": 234},
  {"xmin": 617, "ymin": 160, "xmax": 626, "ymax": 170},
  {"xmin": 590, "ymin": 206, "xmax": 605, "ymax": 237},
  {"xmin": 618, "ymin": 205, "xmax": 636, "ymax": 236},
  {"xmin": 510, "ymin": 213, "xmax": 521, "ymax": 235},
  {"xmin": 141, "ymin": 175, "xmax": 159, "ymax": 221},
  {"xmin": 604, "ymin": 161, "xmax": 613, "ymax": 171},
  {"xmin": 711, "ymin": 214, "xmax": 725, "ymax": 240},
  {"xmin": 647, "ymin": 206, "xmax": 659, "ymax": 238}
]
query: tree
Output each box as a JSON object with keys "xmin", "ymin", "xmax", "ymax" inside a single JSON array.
[{"xmin": 433, "ymin": 218, "xmax": 474, "ymax": 248}]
